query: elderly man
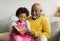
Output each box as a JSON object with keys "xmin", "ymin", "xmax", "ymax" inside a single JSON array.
[{"xmin": 27, "ymin": 3, "xmax": 51, "ymax": 41}]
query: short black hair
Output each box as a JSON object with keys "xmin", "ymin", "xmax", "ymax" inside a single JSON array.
[{"xmin": 16, "ymin": 7, "xmax": 29, "ymax": 17}]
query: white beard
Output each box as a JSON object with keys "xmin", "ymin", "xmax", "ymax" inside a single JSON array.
[{"xmin": 32, "ymin": 16, "xmax": 37, "ymax": 19}]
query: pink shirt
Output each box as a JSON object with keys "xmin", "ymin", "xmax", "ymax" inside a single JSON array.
[{"xmin": 17, "ymin": 21, "xmax": 27, "ymax": 30}]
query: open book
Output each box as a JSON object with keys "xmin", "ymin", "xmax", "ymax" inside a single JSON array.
[
  {"xmin": 13, "ymin": 25, "xmax": 35, "ymax": 37},
  {"xmin": 13, "ymin": 25, "xmax": 20, "ymax": 32}
]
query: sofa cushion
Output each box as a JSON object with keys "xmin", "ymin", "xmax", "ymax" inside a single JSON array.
[{"xmin": 0, "ymin": 32, "xmax": 10, "ymax": 41}]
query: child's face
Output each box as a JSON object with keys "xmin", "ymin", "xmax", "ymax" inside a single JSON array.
[{"xmin": 18, "ymin": 13, "xmax": 26, "ymax": 22}]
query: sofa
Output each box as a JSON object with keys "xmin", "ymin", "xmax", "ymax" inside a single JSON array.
[{"xmin": 0, "ymin": 16, "xmax": 60, "ymax": 41}]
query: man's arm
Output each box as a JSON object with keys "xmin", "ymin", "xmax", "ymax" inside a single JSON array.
[{"xmin": 42, "ymin": 17, "xmax": 51, "ymax": 38}]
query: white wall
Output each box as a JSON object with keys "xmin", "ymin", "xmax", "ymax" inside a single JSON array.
[
  {"xmin": 0, "ymin": 0, "xmax": 59, "ymax": 32},
  {"xmin": 0, "ymin": 0, "xmax": 59, "ymax": 18}
]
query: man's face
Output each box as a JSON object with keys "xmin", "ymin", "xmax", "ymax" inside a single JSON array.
[{"xmin": 31, "ymin": 5, "xmax": 41, "ymax": 19}]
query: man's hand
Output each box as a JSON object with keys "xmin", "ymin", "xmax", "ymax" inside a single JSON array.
[{"xmin": 26, "ymin": 30, "xmax": 35, "ymax": 37}]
